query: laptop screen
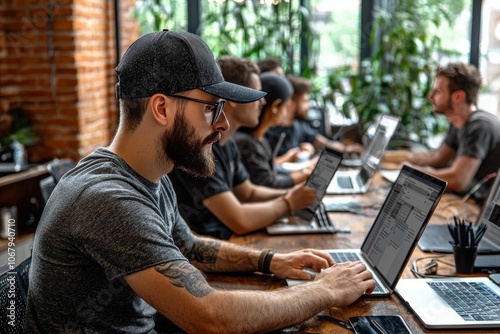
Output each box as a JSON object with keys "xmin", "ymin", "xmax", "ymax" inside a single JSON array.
[
  {"xmin": 360, "ymin": 165, "xmax": 447, "ymax": 288},
  {"xmin": 477, "ymin": 169, "xmax": 500, "ymax": 245},
  {"xmin": 295, "ymin": 147, "xmax": 343, "ymax": 221},
  {"xmin": 359, "ymin": 115, "xmax": 399, "ymax": 182}
]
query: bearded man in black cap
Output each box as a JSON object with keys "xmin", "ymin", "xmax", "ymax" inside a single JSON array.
[{"xmin": 25, "ymin": 30, "xmax": 374, "ymax": 333}]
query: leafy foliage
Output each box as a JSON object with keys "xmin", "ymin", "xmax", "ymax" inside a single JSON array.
[
  {"xmin": 134, "ymin": 0, "xmax": 319, "ymax": 77},
  {"xmin": 200, "ymin": 0, "xmax": 318, "ymax": 76},
  {"xmin": 1, "ymin": 108, "xmax": 39, "ymax": 149},
  {"xmin": 133, "ymin": 0, "xmax": 467, "ymax": 146},
  {"xmin": 324, "ymin": 0, "xmax": 465, "ymax": 146}
]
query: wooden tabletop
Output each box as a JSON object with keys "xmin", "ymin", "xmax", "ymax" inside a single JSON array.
[{"xmin": 206, "ymin": 172, "xmax": 499, "ymax": 334}]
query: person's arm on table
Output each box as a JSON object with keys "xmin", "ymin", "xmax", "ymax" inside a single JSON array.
[
  {"xmin": 408, "ymin": 144, "xmax": 455, "ymax": 168},
  {"xmin": 203, "ymin": 181, "xmax": 316, "ymax": 235},
  {"xmin": 407, "ymin": 144, "xmax": 480, "ymax": 193},
  {"xmin": 407, "ymin": 155, "xmax": 480, "ymax": 193},
  {"xmin": 125, "ymin": 220, "xmax": 375, "ymax": 334},
  {"xmin": 314, "ymin": 134, "xmax": 364, "ymax": 155}
]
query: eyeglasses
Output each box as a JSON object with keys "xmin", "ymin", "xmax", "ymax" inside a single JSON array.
[{"xmin": 167, "ymin": 94, "xmax": 226, "ymax": 125}]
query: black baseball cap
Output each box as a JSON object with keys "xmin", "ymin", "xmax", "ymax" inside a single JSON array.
[{"xmin": 115, "ymin": 30, "xmax": 266, "ymax": 103}]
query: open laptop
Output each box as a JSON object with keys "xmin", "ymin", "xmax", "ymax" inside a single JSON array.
[
  {"xmin": 342, "ymin": 114, "xmax": 400, "ymax": 168},
  {"xmin": 327, "ymin": 115, "xmax": 400, "ymax": 195},
  {"xmin": 418, "ymin": 168, "xmax": 500, "ymax": 255},
  {"xmin": 266, "ymin": 147, "xmax": 344, "ymax": 235},
  {"xmin": 288, "ymin": 165, "xmax": 448, "ymax": 297},
  {"xmin": 396, "ymin": 277, "xmax": 500, "ymax": 329}
]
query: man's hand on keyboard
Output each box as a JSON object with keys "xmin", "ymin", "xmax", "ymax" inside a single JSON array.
[
  {"xmin": 269, "ymin": 249, "xmax": 334, "ymax": 279},
  {"xmin": 315, "ymin": 261, "xmax": 376, "ymax": 306}
]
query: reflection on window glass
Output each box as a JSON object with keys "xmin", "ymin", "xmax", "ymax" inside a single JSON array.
[{"xmin": 311, "ymin": 0, "xmax": 361, "ymax": 72}]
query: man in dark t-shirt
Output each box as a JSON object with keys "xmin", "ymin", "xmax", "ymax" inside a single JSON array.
[
  {"xmin": 408, "ymin": 62, "xmax": 500, "ymax": 203},
  {"xmin": 25, "ymin": 31, "xmax": 375, "ymax": 333}
]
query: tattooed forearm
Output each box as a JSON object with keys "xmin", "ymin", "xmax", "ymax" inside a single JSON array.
[
  {"xmin": 155, "ymin": 261, "xmax": 214, "ymax": 298},
  {"xmin": 173, "ymin": 219, "xmax": 221, "ymax": 264},
  {"xmin": 173, "ymin": 218, "xmax": 197, "ymax": 253},
  {"xmin": 186, "ymin": 238, "xmax": 220, "ymax": 264}
]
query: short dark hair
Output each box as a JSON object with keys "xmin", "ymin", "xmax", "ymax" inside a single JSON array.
[
  {"xmin": 287, "ymin": 74, "xmax": 312, "ymax": 97},
  {"xmin": 218, "ymin": 56, "xmax": 261, "ymax": 87},
  {"xmin": 256, "ymin": 57, "xmax": 282, "ymax": 73},
  {"xmin": 120, "ymin": 97, "xmax": 150, "ymax": 131},
  {"xmin": 435, "ymin": 62, "xmax": 482, "ymax": 106}
]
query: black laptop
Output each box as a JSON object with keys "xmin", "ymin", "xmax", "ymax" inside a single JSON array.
[{"xmin": 418, "ymin": 168, "xmax": 500, "ymax": 256}]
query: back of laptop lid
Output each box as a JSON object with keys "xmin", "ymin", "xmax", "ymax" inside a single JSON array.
[
  {"xmin": 418, "ymin": 168, "xmax": 500, "ymax": 254},
  {"xmin": 476, "ymin": 169, "xmax": 500, "ymax": 246},
  {"xmin": 358, "ymin": 115, "xmax": 400, "ymax": 185},
  {"xmin": 295, "ymin": 148, "xmax": 343, "ymax": 221},
  {"xmin": 360, "ymin": 165, "xmax": 448, "ymax": 290}
]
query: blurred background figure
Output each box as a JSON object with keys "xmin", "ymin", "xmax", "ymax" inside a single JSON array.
[
  {"xmin": 266, "ymin": 74, "xmax": 363, "ymax": 166},
  {"xmin": 235, "ymin": 72, "xmax": 312, "ymax": 188}
]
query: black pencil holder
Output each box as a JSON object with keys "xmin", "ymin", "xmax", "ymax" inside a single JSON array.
[{"xmin": 453, "ymin": 245, "xmax": 477, "ymax": 274}]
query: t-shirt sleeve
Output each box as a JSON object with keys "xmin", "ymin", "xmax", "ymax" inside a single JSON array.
[
  {"xmin": 70, "ymin": 180, "xmax": 185, "ymax": 281},
  {"xmin": 459, "ymin": 120, "xmax": 492, "ymax": 159},
  {"xmin": 236, "ymin": 136, "xmax": 293, "ymax": 188},
  {"xmin": 295, "ymin": 121, "xmax": 318, "ymax": 144}
]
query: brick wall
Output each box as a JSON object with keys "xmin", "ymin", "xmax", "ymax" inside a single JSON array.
[{"xmin": 0, "ymin": 0, "xmax": 139, "ymax": 163}]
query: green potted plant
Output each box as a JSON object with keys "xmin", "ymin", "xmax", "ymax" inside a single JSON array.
[{"xmin": 1, "ymin": 108, "xmax": 39, "ymax": 164}]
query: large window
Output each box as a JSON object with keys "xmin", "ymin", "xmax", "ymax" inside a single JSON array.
[
  {"xmin": 480, "ymin": 0, "xmax": 500, "ymax": 117},
  {"xmin": 311, "ymin": 1, "xmax": 361, "ymax": 72},
  {"xmin": 132, "ymin": 0, "xmax": 500, "ymax": 126}
]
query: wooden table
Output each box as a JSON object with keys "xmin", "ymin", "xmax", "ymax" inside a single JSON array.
[{"xmin": 206, "ymin": 173, "xmax": 499, "ymax": 334}]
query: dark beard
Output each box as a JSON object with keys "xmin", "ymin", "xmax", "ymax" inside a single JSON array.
[{"xmin": 162, "ymin": 112, "xmax": 218, "ymax": 177}]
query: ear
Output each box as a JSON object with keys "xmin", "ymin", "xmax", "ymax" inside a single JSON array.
[
  {"xmin": 270, "ymin": 99, "xmax": 282, "ymax": 113},
  {"xmin": 149, "ymin": 94, "xmax": 170, "ymax": 126},
  {"xmin": 453, "ymin": 90, "xmax": 466, "ymax": 104}
]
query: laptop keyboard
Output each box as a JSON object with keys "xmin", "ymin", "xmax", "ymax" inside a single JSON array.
[
  {"xmin": 329, "ymin": 252, "xmax": 384, "ymax": 293},
  {"xmin": 337, "ymin": 175, "xmax": 354, "ymax": 189},
  {"xmin": 427, "ymin": 281, "xmax": 500, "ymax": 321}
]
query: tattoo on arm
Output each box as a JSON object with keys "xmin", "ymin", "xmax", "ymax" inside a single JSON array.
[
  {"xmin": 186, "ymin": 239, "xmax": 220, "ymax": 264},
  {"xmin": 155, "ymin": 261, "xmax": 214, "ymax": 298},
  {"xmin": 173, "ymin": 218, "xmax": 197, "ymax": 253},
  {"xmin": 174, "ymin": 218, "xmax": 221, "ymax": 264}
]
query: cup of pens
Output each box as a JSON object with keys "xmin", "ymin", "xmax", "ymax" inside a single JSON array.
[{"xmin": 448, "ymin": 216, "xmax": 487, "ymax": 274}]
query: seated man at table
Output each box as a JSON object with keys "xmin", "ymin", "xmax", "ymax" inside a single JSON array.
[
  {"xmin": 266, "ymin": 74, "xmax": 363, "ymax": 165},
  {"xmin": 169, "ymin": 56, "xmax": 317, "ymax": 240},
  {"xmin": 25, "ymin": 31, "xmax": 375, "ymax": 334},
  {"xmin": 406, "ymin": 62, "xmax": 500, "ymax": 203}
]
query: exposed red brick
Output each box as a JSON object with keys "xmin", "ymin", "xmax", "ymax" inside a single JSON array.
[{"xmin": 1, "ymin": 0, "xmax": 139, "ymax": 162}]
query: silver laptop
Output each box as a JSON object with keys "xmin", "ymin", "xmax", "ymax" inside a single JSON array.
[
  {"xmin": 266, "ymin": 147, "xmax": 344, "ymax": 235},
  {"xmin": 396, "ymin": 277, "xmax": 500, "ymax": 329},
  {"xmin": 418, "ymin": 168, "xmax": 500, "ymax": 254},
  {"xmin": 342, "ymin": 114, "xmax": 399, "ymax": 168},
  {"xmin": 327, "ymin": 115, "xmax": 400, "ymax": 195},
  {"xmin": 288, "ymin": 165, "xmax": 448, "ymax": 297}
]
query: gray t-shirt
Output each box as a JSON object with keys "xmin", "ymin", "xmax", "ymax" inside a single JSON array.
[
  {"xmin": 25, "ymin": 148, "xmax": 187, "ymax": 333},
  {"xmin": 444, "ymin": 110, "xmax": 500, "ymax": 202}
]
